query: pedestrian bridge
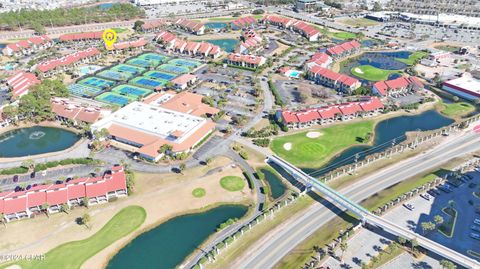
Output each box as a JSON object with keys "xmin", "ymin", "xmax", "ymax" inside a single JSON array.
[{"xmin": 267, "ymin": 155, "xmax": 480, "ymax": 269}]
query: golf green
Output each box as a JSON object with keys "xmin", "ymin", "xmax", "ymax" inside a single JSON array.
[
  {"xmin": 332, "ymin": 32, "xmax": 357, "ymax": 40},
  {"xmin": 395, "ymin": 51, "xmax": 429, "ymax": 65},
  {"xmin": 271, "ymin": 121, "xmax": 374, "ymax": 169},
  {"xmin": 351, "ymin": 65, "xmax": 400, "ymax": 81}
]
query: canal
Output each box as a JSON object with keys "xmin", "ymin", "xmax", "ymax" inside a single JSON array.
[
  {"xmin": 0, "ymin": 126, "xmax": 80, "ymax": 158},
  {"xmin": 259, "ymin": 168, "xmax": 287, "ymax": 199},
  {"xmin": 303, "ymin": 109, "xmax": 454, "ymax": 176},
  {"xmin": 106, "ymin": 205, "xmax": 248, "ymax": 269}
]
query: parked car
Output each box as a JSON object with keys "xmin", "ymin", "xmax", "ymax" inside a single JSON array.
[
  {"xmin": 13, "ymin": 175, "xmax": 19, "ymax": 183},
  {"xmin": 471, "ymin": 225, "xmax": 480, "ymax": 232},
  {"xmin": 474, "ymin": 218, "xmax": 480, "ymax": 225},
  {"xmin": 420, "ymin": 193, "xmax": 431, "ymax": 201},
  {"xmin": 438, "ymin": 185, "xmax": 452, "ymax": 193},
  {"xmin": 470, "ymin": 232, "xmax": 480, "ymax": 240},
  {"xmin": 403, "ymin": 203, "xmax": 415, "ymax": 210}
]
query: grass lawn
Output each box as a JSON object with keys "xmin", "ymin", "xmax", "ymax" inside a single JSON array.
[
  {"xmin": 439, "ymin": 101, "xmax": 475, "ymax": 118},
  {"xmin": 439, "ymin": 207, "xmax": 457, "ymax": 238},
  {"xmin": 220, "ymin": 176, "xmax": 245, "ymax": 192},
  {"xmin": 434, "ymin": 45, "xmax": 460, "ymax": 52},
  {"xmin": 332, "ymin": 31, "xmax": 358, "ymax": 40},
  {"xmin": 7, "ymin": 205, "xmax": 146, "ymax": 269},
  {"xmin": 192, "ymin": 188, "xmax": 206, "ymax": 198},
  {"xmin": 361, "ymin": 174, "xmax": 438, "ymax": 211},
  {"xmin": 338, "ymin": 18, "xmax": 380, "ymax": 27},
  {"xmin": 395, "ymin": 51, "xmax": 429, "ymax": 65},
  {"xmin": 350, "ymin": 65, "xmax": 400, "ymax": 81},
  {"xmin": 111, "ymin": 27, "xmax": 129, "ymax": 33},
  {"xmin": 270, "ymin": 120, "xmax": 374, "ymax": 169}
]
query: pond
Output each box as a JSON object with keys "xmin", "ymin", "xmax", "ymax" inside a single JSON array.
[
  {"xmin": 106, "ymin": 205, "xmax": 248, "ymax": 269},
  {"xmin": 0, "ymin": 126, "xmax": 80, "ymax": 158},
  {"xmin": 205, "ymin": 22, "xmax": 228, "ymax": 29},
  {"xmin": 304, "ymin": 110, "xmax": 454, "ymax": 176},
  {"xmin": 260, "ymin": 168, "xmax": 287, "ymax": 199},
  {"xmin": 201, "ymin": 39, "xmax": 238, "ymax": 53}
]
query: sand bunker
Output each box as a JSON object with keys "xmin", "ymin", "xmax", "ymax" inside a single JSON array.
[
  {"xmin": 283, "ymin": 142, "xmax": 292, "ymax": 151},
  {"xmin": 354, "ymin": 67, "xmax": 364, "ymax": 74},
  {"xmin": 306, "ymin": 131, "xmax": 322, "ymax": 138}
]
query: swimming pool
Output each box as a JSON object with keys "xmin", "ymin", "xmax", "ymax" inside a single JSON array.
[
  {"xmin": 200, "ymin": 39, "xmax": 239, "ymax": 53},
  {"xmin": 205, "ymin": 22, "xmax": 228, "ymax": 29},
  {"xmin": 78, "ymin": 65, "xmax": 103, "ymax": 77},
  {"xmin": 286, "ymin": 70, "xmax": 302, "ymax": 78}
]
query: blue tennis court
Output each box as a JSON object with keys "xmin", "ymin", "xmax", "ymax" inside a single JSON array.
[
  {"xmin": 157, "ymin": 64, "xmax": 190, "ymax": 74},
  {"xmin": 168, "ymin": 58, "xmax": 201, "ymax": 68},
  {"xmin": 127, "ymin": 58, "xmax": 158, "ymax": 69},
  {"xmin": 111, "ymin": 64, "xmax": 146, "ymax": 75},
  {"xmin": 144, "ymin": 70, "xmax": 177, "ymax": 81},
  {"xmin": 95, "ymin": 92, "xmax": 133, "ymax": 106},
  {"xmin": 138, "ymin": 53, "xmax": 169, "ymax": 63},
  {"xmin": 78, "ymin": 76, "xmax": 115, "ymax": 90},
  {"xmin": 96, "ymin": 70, "xmax": 132, "ymax": 81},
  {"xmin": 129, "ymin": 76, "xmax": 167, "ymax": 89},
  {"xmin": 68, "ymin": 84, "xmax": 104, "ymax": 98},
  {"xmin": 111, "ymin": 84, "xmax": 152, "ymax": 99}
]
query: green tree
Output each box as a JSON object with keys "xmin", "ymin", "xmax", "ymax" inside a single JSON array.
[
  {"xmin": 420, "ymin": 221, "xmax": 436, "ymax": 234},
  {"xmin": 41, "ymin": 202, "xmax": 50, "ymax": 218},
  {"xmin": 410, "ymin": 238, "xmax": 418, "ymax": 252},
  {"xmin": 439, "ymin": 259, "xmax": 456, "ymax": 269},
  {"xmin": 339, "ymin": 242, "xmax": 348, "ymax": 263},
  {"xmin": 60, "ymin": 204, "xmax": 69, "ymax": 214},
  {"xmin": 448, "ymin": 200, "xmax": 456, "ymax": 209},
  {"xmin": 82, "ymin": 197, "xmax": 89, "ymax": 208},
  {"xmin": 158, "ymin": 144, "xmax": 173, "ymax": 154},
  {"xmin": 434, "ymin": 215, "xmax": 444, "ymax": 226},
  {"xmin": 373, "ymin": 2, "xmax": 382, "ymax": 11},
  {"xmin": 133, "ymin": 20, "xmax": 145, "ymax": 32},
  {"xmin": 179, "ymin": 163, "xmax": 186, "ymax": 174},
  {"xmin": 398, "ymin": 236, "xmax": 406, "ymax": 245}
]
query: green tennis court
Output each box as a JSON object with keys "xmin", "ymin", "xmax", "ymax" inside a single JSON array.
[
  {"xmin": 129, "ymin": 76, "xmax": 167, "ymax": 89},
  {"xmin": 78, "ymin": 76, "xmax": 115, "ymax": 90},
  {"xmin": 157, "ymin": 64, "xmax": 190, "ymax": 74},
  {"xmin": 95, "ymin": 92, "xmax": 136, "ymax": 106},
  {"xmin": 111, "ymin": 84, "xmax": 153, "ymax": 99}
]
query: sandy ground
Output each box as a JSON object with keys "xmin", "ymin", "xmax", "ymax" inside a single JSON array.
[
  {"xmin": 283, "ymin": 142, "xmax": 292, "ymax": 151},
  {"xmin": 0, "ymin": 157, "xmax": 254, "ymax": 269},
  {"xmin": 353, "ymin": 67, "xmax": 364, "ymax": 74},
  {"xmin": 306, "ymin": 131, "xmax": 322, "ymax": 138}
]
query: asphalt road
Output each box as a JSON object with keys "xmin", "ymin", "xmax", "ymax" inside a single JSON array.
[{"xmin": 233, "ymin": 130, "xmax": 480, "ymax": 269}]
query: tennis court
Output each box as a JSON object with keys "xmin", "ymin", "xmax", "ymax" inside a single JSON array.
[
  {"xmin": 157, "ymin": 64, "xmax": 190, "ymax": 74},
  {"xmin": 96, "ymin": 70, "xmax": 132, "ymax": 81},
  {"xmin": 111, "ymin": 84, "xmax": 153, "ymax": 99},
  {"xmin": 143, "ymin": 70, "xmax": 177, "ymax": 81},
  {"xmin": 129, "ymin": 76, "xmax": 167, "ymax": 89},
  {"xmin": 111, "ymin": 64, "xmax": 146, "ymax": 76},
  {"xmin": 127, "ymin": 58, "xmax": 158, "ymax": 69},
  {"xmin": 68, "ymin": 84, "xmax": 104, "ymax": 98},
  {"xmin": 95, "ymin": 92, "xmax": 135, "ymax": 106},
  {"xmin": 78, "ymin": 76, "xmax": 115, "ymax": 90},
  {"xmin": 138, "ymin": 53, "xmax": 170, "ymax": 64},
  {"xmin": 168, "ymin": 58, "xmax": 201, "ymax": 68}
]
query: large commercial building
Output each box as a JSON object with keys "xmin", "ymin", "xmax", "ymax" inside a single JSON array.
[
  {"xmin": 387, "ymin": 0, "xmax": 480, "ymax": 18},
  {"xmin": 0, "ymin": 166, "xmax": 127, "ymax": 222},
  {"xmin": 91, "ymin": 100, "xmax": 216, "ymax": 161},
  {"xmin": 442, "ymin": 74, "xmax": 480, "ymax": 101}
]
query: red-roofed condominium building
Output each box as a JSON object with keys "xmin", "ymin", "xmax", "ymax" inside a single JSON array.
[
  {"xmin": 91, "ymin": 101, "xmax": 216, "ymax": 162},
  {"xmin": 0, "ymin": 166, "xmax": 127, "ymax": 222},
  {"xmin": 277, "ymin": 97, "xmax": 384, "ymax": 129},
  {"xmin": 307, "ymin": 66, "xmax": 361, "ymax": 94},
  {"xmin": 141, "ymin": 19, "xmax": 167, "ymax": 33},
  {"xmin": 372, "ymin": 76, "xmax": 424, "ymax": 97},
  {"xmin": 226, "ymin": 53, "xmax": 266, "ymax": 70},
  {"xmin": 230, "ymin": 16, "xmax": 258, "ymax": 30},
  {"xmin": 36, "ymin": 47, "xmax": 101, "ymax": 78},
  {"xmin": 51, "ymin": 97, "xmax": 111, "ymax": 125},
  {"xmin": 326, "ymin": 40, "xmax": 361, "ymax": 60},
  {"xmin": 2, "ymin": 35, "xmax": 53, "ymax": 57},
  {"xmin": 174, "ymin": 19, "xmax": 205, "ymax": 35},
  {"xmin": 261, "ymin": 15, "xmax": 320, "ymax": 41},
  {"xmin": 6, "ymin": 71, "xmax": 41, "ymax": 99},
  {"xmin": 155, "ymin": 31, "xmax": 222, "ymax": 59},
  {"xmin": 58, "ymin": 31, "xmax": 103, "ymax": 44}
]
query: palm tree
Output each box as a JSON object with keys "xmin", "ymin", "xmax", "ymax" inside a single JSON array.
[
  {"xmin": 41, "ymin": 202, "xmax": 50, "ymax": 218},
  {"xmin": 82, "ymin": 197, "xmax": 89, "ymax": 208},
  {"xmin": 434, "ymin": 215, "xmax": 444, "ymax": 226},
  {"xmin": 410, "ymin": 238, "xmax": 418, "ymax": 252},
  {"xmin": 0, "ymin": 213, "xmax": 6, "ymax": 228},
  {"xmin": 339, "ymin": 242, "xmax": 348, "ymax": 264},
  {"xmin": 60, "ymin": 204, "xmax": 69, "ymax": 214},
  {"xmin": 179, "ymin": 163, "xmax": 186, "ymax": 174},
  {"xmin": 448, "ymin": 200, "xmax": 456, "ymax": 209},
  {"xmin": 82, "ymin": 213, "xmax": 91, "ymax": 229}
]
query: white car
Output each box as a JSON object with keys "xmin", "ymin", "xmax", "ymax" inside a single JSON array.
[
  {"xmin": 403, "ymin": 203, "xmax": 415, "ymax": 211},
  {"xmin": 420, "ymin": 193, "xmax": 431, "ymax": 201}
]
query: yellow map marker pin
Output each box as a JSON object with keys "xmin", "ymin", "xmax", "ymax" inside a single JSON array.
[{"xmin": 102, "ymin": 29, "xmax": 117, "ymax": 50}]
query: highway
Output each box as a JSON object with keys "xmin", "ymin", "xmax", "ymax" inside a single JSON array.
[{"xmin": 233, "ymin": 130, "xmax": 480, "ymax": 269}]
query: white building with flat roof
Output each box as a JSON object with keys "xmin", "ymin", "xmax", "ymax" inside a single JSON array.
[
  {"xmin": 91, "ymin": 101, "xmax": 215, "ymax": 161},
  {"xmin": 442, "ymin": 74, "xmax": 480, "ymax": 101}
]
